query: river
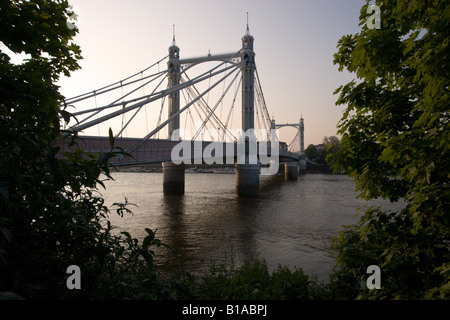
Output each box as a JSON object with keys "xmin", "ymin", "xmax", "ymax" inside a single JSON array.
[{"xmin": 102, "ymin": 171, "xmax": 404, "ymax": 282}]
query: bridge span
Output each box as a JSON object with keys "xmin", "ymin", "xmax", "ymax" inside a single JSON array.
[
  {"xmin": 57, "ymin": 136, "xmax": 299, "ymax": 166},
  {"xmin": 60, "ymin": 24, "xmax": 303, "ymax": 197},
  {"xmin": 57, "ymin": 135, "xmax": 301, "ymax": 196}
]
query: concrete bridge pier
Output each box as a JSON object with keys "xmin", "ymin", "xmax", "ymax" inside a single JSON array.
[
  {"xmin": 236, "ymin": 163, "xmax": 260, "ymax": 197},
  {"xmin": 299, "ymin": 158, "xmax": 306, "ymax": 174},
  {"xmin": 162, "ymin": 162, "xmax": 185, "ymax": 195},
  {"xmin": 284, "ymin": 162, "xmax": 298, "ymax": 181}
]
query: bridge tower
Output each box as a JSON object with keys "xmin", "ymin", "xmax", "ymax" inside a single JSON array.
[
  {"xmin": 168, "ymin": 28, "xmax": 181, "ymax": 138},
  {"xmin": 299, "ymin": 116, "xmax": 306, "ymax": 173},
  {"xmin": 163, "ymin": 28, "xmax": 185, "ymax": 195},
  {"xmin": 236, "ymin": 21, "xmax": 260, "ymax": 197},
  {"xmin": 299, "ymin": 116, "xmax": 304, "ymax": 157},
  {"xmin": 241, "ymin": 23, "xmax": 255, "ymax": 132}
]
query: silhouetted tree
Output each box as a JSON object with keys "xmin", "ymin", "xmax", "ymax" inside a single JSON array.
[{"xmin": 331, "ymin": 0, "xmax": 449, "ymax": 299}]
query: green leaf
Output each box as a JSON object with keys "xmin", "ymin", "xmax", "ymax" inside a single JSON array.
[{"xmin": 108, "ymin": 128, "xmax": 115, "ymax": 150}]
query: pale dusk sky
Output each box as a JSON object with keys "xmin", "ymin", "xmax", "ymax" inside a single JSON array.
[{"xmin": 56, "ymin": 0, "xmax": 366, "ymax": 146}]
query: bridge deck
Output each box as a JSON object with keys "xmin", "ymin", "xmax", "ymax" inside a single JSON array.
[{"xmin": 56, "ymin": 136, "xmax": 299, "ymax": 166}]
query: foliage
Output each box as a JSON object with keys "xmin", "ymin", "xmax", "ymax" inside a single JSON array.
[
  {"xmin": 0, "ymin": 0, "xmax": 158, "ymax": 299},
  {"xmin": 168, "ymin": 253, "xmax": 332, "ymax": 300},
  {"xmin": 323, "ymin": 136, "xmax": 340, "ymax": 164},
  {"xmin": 305, "ymin": 144, "xmax": 319, "ymax": 162},
  {"xmin": 331, "ymin": 0, "xmax": 449, "ymax": 299},
  {"xmin": 0, "ymin": 0, "xmax": 334, "ymax": 301},
  {"xmin": 5, "ymin": 0, "xmax": 448, "ymax": 301},
  {"xmin": 305, "ymin": 136, "xmax": 340, "ymax": 165}
]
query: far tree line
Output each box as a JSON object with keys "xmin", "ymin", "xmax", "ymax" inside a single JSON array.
[{"xmin": 304, "ymin": 136, "xmax": 340, "ymax": 172}]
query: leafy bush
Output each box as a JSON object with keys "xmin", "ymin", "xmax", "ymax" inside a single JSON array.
[
  {"xmin": 175, "ymin": 253, "xmax": 331, "ymax": 300},
  {"xmin": 0, "ymin": 0, "xmax": 163, "ymax": 299},
  {"xmin": 331, "ymin": 0, "xmax": 449, "ymax": 299},
  {"xmin": 0, "ymin": 0, "xmax": 330, "ymax": 301}
]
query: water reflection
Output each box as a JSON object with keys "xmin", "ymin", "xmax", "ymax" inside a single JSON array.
[
  {"xmin": 104, "ymin": 172, "xmax": 405, "ymax": 281},
  {"xmin": 161, "ymin": 194, "xmax": 185, "ymax": 215}
]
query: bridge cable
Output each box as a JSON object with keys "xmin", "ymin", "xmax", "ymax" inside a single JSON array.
[
  {"xmin": 70, "ymin": 69, "xmax": 167, "ymax": 118},
  {"xmin": 186, "ymin": 64, "xmax": 238, "ymax": 141},
  {"xmin": 66, "ymin": 69, "xmax": 168, "ymax": 133},
  {"xmin": 67, "ymin": 53, "xmax": 242, "ymax": 136},
  {"xmin": 255, "ymin": 100, "xmax": 262, "ymax": 140},
  {"xmin": 224, "ymin": 75, "xmax": 242, "ymax": 137},
  {"xmin": 182, "ymin": 75, "xmax": 227, "ymax": 140},
  {"xmin": 115, "ymin": 70, "xmax": 168, "ymax": 138},
  {"xmin": 181, "ymin": 77, "xmax": 215, "ymax": 140},
  {"xmin": 126, "ymin": 62, "xmax": 243, "ymax": 154},
  {"xmin": 141, "ymin": 71, "xmax": 149, "ymax": 134},
  {"xmin": 255, "ymin": 69, "xmax": 272, "ymax": 133},
  {"xmin": 220, "ymin": 63, "xmax": 228, "ymax": 124},
  {"xmin": 62, "ymin": 55, "xmax": 169, "ymax": 106},
  {"xmin": 62, "ymin": 69, "xmax": 165, "ymax": 114},
  {"xmin": 155, "ymin": 85, "xmax": 168, "ymax": 139},
  {"xmin": 180, "ymin": 80, "xmax": 214, "ymax": 140},
  {"xmin": 192, "ymin": 67, "xmax": 241, "ymax": 141},
  {"xmin": 180, "ymin": 82, "xmax": 201, "ymax": 139},
  {"xmin": 288, "ymin": 130, "xmax": 299, "ymax": 149},
  {"xmin": 255, "ymin": 85, "xmax": 269, "ymax": 141},
  {"xmin": 94, "ymin": 91, "xmax": 100, "ymax": 136},
  {"xmin": 120, "ymin": 81, "xmax": 127, "ymax": 137}
]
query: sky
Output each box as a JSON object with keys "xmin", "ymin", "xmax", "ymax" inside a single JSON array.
[{"xmin": 56, "ymin": 0, "xmax": 366, "ymax": 147}]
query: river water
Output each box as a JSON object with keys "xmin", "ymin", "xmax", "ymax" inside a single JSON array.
[{"xmin": 103, "ymin": 172, "xmax": 404, "ymax": 281}]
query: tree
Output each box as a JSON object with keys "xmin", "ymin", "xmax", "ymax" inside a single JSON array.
[
  {"xmin": 0, "ymin": 0, "xmax": 158, "ymax": 299},
  {"xmin": 322, "ymin": 136, "xmax": 340, "ymax": 155},
  {"xmin": 305, "ymin": 144, "xmax": 318, "ymax": 161},
  {"xmin": 331, "ymin": 0, "xmax": 449, "ymax": 299},
  {"xmin": 323, "ymin": 136, "xmax": 340, "ymax": 171}
]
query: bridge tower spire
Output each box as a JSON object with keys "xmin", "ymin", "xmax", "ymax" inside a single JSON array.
[
  {"xmin": 299, "ymin": 115, "xmax": 306, "ymax": 173},
  {"xmin": 168, "ymin": 25, "xmax": 181, "ymax": 139},
  {"xmin": 236, "ymin": 18, "xmax": 260, "ymax": 197},
  {"xmin": 299, "ymin": 115, "xmax": 304, "ymax": 157},
  {"xmin": 163, "ymin": 27, "xmax": 185, "ymax": 195},
  {"xmin": 241, "ymin": 16, "xmax": 255, "ymax": 132}
]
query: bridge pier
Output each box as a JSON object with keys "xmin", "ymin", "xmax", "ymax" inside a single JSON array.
[
  {"xmin": 236, "ymin": 163, "xmax": 260, "ymax": 197},
  {"xmin": 299, "ymin": 158, "xmax": 306, "ymax": 174},
  {"xmin": 162, "ymin": 162, "xmax": 185, "ymax": 195},
  {"xmin": 284, "ymin": 162, "xmax": 298, "ymax": 181}
]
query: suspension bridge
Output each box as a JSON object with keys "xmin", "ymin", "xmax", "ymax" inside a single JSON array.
[{"xmin": 57, "ymin": 24, "xmax": 304, "ymax": 197}]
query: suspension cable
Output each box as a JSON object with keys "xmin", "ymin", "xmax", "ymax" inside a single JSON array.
[
  {"xmin": 66, "ymin": 62, "xmax": 239, "ymax": 134},
  {"xmin": 70, "ymin": 69, "xmax": 167, "ymax": 117},
  {"xmin": 182, "ymin": 72, "xmax": 236, "ymax": 141},
  {"xmin": 181, "ymin": 77, "xmax": 214, "ymax": 140},
  {"xmin": 126, "ymin": 62, "xmax": 243, "ymax": 153},
  {"xmin": 192, "ymin": 68, "xmax": 241, "ymax": 141},
  {"xmin": 224, "ymin": 75, "xmax": 242, "ymax": 132},
  {"xmin": 62, "ymin": 55, "xmax": 168, "ymax": 105},
  {"xmin": 115, "ymin": 70, "xmax": 168, "ymax": 138}
]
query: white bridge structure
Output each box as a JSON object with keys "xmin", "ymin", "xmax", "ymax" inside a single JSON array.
[{"xmin": 58, "ymin": 23, "xmax": 304, "ymax": 197}]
